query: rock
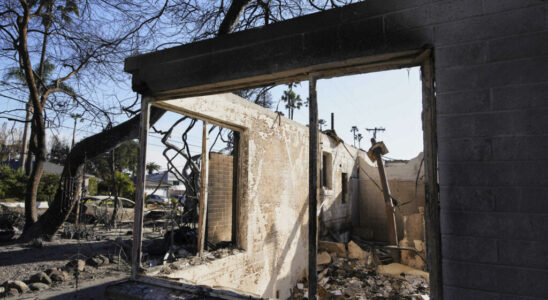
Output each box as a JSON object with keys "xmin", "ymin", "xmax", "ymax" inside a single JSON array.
[
  {"xmin": 317, "ymin": 251, "xmax": 332, "ymax": 265},
  {"xmin": 343, "ymin": 287, "xmax": 355, "ymax": 297},
  {"xmin": 29, "ymin": 282, "xmax": 49, "ymax": 291},
  {"xmin": 66, "ymin": 259, "xmax": 86, "ymax": 272},
  {"xmin": 319, "ymin": 241, "xmax": 347, "ymax": 257},
  {"xmin": 347, "ymin": 241, "xmax": 369, "ymax": 261},
  {"xmin": 29, "ymin": 272, "xmax": 52, "ymax": 285},
  {"xmin": 86, "ymin": 254, "xmax": 109, "ymax": 267},
  {"xmin": 48, "ymin": 269, "xmax": 66, "ymax": 282},
  {"xmin": 3, "ymin": 280, "xmax": 29, "ymax": 294},
  {"xmin": 6, "ymin": 288, "xmax": 19, "ymax": 296}
]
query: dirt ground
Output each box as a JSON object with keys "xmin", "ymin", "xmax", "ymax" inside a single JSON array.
[{"xmin": 0, "ymin": 224, "xmax": 139, "ymax": 299}]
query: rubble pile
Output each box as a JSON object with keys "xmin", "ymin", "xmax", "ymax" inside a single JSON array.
[{"xmin": 290, "ymin": 241, "xmax": 429, "ymax": 300}]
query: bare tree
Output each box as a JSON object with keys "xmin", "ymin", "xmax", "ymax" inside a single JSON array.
[{"xmin": 14, "ymin": 0, "xmax": 361, "ymax": 240}]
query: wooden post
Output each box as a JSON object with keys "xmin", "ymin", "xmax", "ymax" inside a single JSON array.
[
  {"xmin": 132, "ymin": 96, "xmax": 151, "ymax": 280},
  {"xmin": 308, "ymin": 75, "xmax": 318, "ymax": 300},
  {"xmin": 197, "ymin": 121, "xmax": 209, "ymax": 257},
  {"xmin": 370, "ymin": 139, "xmax": 399, "ymax": 261},
  {"xmin": 231, "ymin": 131, "xmax": 240, "ymax": 245},
  {"xmin": 421, "ymin": 54, "xmax": 442, "ymax": 299}
]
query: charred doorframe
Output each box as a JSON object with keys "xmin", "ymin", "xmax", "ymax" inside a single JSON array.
[
  {"xmin": 131, "ymin": 100, "xmax": 246, "ymax": 277},
  {"xmin": 130, "ymin": 49, "xmax": 440, "ymax": 299}
]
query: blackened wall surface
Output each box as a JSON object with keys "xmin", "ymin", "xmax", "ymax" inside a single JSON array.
[{"xmin": 127, "ymin": 1, "xmax": 548, "ymax": 298}]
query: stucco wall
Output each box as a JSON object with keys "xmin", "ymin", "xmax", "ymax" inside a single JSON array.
[
  {"xmin": 357, "ymin": 153, "xmax": 425, "ymax": 242},
  {"xmin": 155, "ymin": 93, "xmax": 310, "ymax": 299}
]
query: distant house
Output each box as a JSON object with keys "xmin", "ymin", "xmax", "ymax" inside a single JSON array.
[{"xmin": 145, "ymin": 171, "xmax": 186, "ymax": 198}]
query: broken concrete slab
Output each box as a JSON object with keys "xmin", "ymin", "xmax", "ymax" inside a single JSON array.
[
  {"xmin": 319, "ymin": 241, "xmax": 347, "ymax": 257},
  {"xmin": 347, "ymin": 241, "xmax": 370, "ymax": 261},
  {"xmin": 317, "ymin": 252, "xmax": 332, "ymax": 265},
  {"xmin": 377, "ymin": 263, "xmax": 429, "ymax": 280}
]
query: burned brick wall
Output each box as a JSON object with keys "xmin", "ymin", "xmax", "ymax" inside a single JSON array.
[{"xmin": 206, "ymin": 152, "xmax": 234, "ymax": 244}]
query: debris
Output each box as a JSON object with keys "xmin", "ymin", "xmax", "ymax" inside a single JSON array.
[
  {"xmin": 29, "ymin": 282, "xmax": 49, "ymax": 291},
  {"xmin": 317, "ymin": 251, "xmax": 332, "ymax": 265},
  {"xmin": 29, "ymin": 272, "xmax": 52, "ymax": 285},
  {"xmin": 289, "ymin": 251, "xmax": 429, "ymax": 299},
  {"xmin": 377, "ymin": 263, "xmax": 429, "ymax": 280},
  {"xmin": 319, "ymin": 241, "xmax": 347, "ymax": 257}
]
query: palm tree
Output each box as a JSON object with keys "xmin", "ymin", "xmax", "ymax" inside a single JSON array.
[
  {"xmin": 280, "ymin": 83, "xmax": 303, "ymax": 120},
  {"xmin": 146, "ymin": 162, "xmax": 161, "ymax": 175},
  {"xmin": 319, "ymin": 119, "xmax": 326, "ymax": 131}
]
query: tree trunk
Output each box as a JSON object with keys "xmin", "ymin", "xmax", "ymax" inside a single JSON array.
[
  {"xmin": 19, "ymin": 107, "xmax": 166, "ymax": 241},
  {"xmin": 24, "ymin": 113, "xmax": 47, "ymax": 230},
  {"xmin": 20, "ymin": 102, "xmax": 32, "ymax": 174},
  {"xmin": 109, "ymin": 150, "xmax": 121, "ymax": 227}
]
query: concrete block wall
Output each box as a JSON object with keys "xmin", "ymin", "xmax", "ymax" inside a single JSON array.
[
  {"xmin": 207, "ymin": 152, "xmax": 233, "ymax": 244},
  {"xmin": 372, "ymin": 0, "xmax": 548, "ymax": 298}
]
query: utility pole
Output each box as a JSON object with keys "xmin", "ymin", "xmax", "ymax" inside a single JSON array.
[
  {"xmin": 350, "ymin": 126, "xmax": 359, "ymax": 147},
  {"xmin": 70, "ymin": 114, "xmax": 81, "ymax": 149},
  {"xmin": 366, "ymin": 127, "xmax": 385, "ymax": 140},
  {"xmin": 357, "ymin": 133, "xmax": 363, "ymax": 149}
]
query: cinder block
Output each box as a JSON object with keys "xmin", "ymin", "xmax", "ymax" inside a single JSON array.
[
  {"xmin": 491, "ymin": 82, "xmax": 548, "ymax": 111},
  {"xmin": 428, "ymin": 0, "xmax": 484, "ymax": 24},
  {"xmin": 434, "ymin": 6, "xmax": 544, "ymax": 45},
  {"xmin": 443, "ymin": 285, "xmax": 500, "ymax": 300},
  {"xmin": 498, "ymin": 239, "xmax": 548, "ymax": 269},
  {"xmin": 439, "ymin": 161, "xmax": 548, "ymax": 187},
  {"xmin": 440, "ymin": 186, "xmax": 495, "ymax": 212},
  {"xmin": 440, "ymin": 210, "xmax": 499, "ymax": 237},
  {"xmin": 435, "ymin": 42, "xmax": 488, "ymax": 68},
  {"xmin": 495, "ymin": 187, "xmax": 548, "ymax": 214},
  {"xmin": 483, "ymin": 0, "xmax": 544, "ymax": 14},
  {"xmin": 442, "ymin": 235, "xmax": 498, "ymax": 263},
  {"xmin": 443, "ymin": 260, "xmax": 548, "ymax": 297},
  {"xmin": 436, "ymin": 89, "xmax": 491, "ymax": 114},
  {"xmin": 436, "ymin": 57, "xmax": 548, "ymax": 93},
  {"xmin": 384, "ymin": 7, "xmax": 429, "ymax": 33},
  {"xmin": 492, "ymin": 136, "xmax": 548, "ymax": 161},
  {"xmin": 438, "ymin": 138, "xmax": 492, "ymax": 162},
  {"xmin": 489, "ymin": 32, "xmax": 548, "ymax": 62}
]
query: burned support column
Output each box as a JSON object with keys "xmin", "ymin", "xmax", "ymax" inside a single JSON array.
[
  {"xmin": 368, "ymin": 139, "xmax": 399, "ymax": 261},
  {"xmin": 197, "ymin": 121, "xmax": 209, "ymax": 257},
  {"xmin": 132, "ymin": 96, "xmax": 151, "ymax": 279},
  {"xmin": 308, "ymin": 75, "xmax": 319, "ymax": 299}
]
